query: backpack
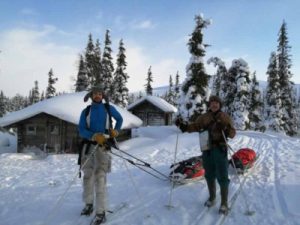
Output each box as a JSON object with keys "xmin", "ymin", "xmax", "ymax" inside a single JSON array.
[
  {"xmin": 229, "ymin": 148, "xmax": 257, "ymax": 173},
  {"xmin": 169, "ymin": 156, "xmax": 205, "ymax": 183}
]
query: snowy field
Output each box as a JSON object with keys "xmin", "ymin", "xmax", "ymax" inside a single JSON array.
[{"xmin": 0, "ymin": 126, "xmax": 300, "ymax": 225}]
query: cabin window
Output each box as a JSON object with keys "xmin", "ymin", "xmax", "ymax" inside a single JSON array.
[
  {"xmin": 50, "ymin": 125, "xmax": 59, "ymax": 135},
  {"xmin": 26, "ymin": 125, "xmax": 37, "ymax": 135}
]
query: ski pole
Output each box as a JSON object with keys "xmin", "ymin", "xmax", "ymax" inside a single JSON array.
[
  {"xmin": 166, "ymin": 133, "xmax": 179, "ymax": 209},
  {"xmin": 110, "ymin": 151, "xmax": 168, "ymax": 181},
  {"xmin": 109, "ymin": 138, "xmax": 170, "ymax": 180},
  {"xmin": 222, "ymin": 131, "xmax": 255, "ymax": 216}
]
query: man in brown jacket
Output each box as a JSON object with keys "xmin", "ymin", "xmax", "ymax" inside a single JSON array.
[{"xmin": 176, "ymin": 95, "xmax": 236, "ymax": 215}]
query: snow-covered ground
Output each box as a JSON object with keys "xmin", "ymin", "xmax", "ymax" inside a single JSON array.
[{"xmin": 0, "ymin": 126, "xmax": 299, "ymax": 225}]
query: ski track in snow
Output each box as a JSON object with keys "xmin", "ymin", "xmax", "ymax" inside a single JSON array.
[{"xmin": 0, "ymin": 130, "xmax": 300, "ymax": 225}]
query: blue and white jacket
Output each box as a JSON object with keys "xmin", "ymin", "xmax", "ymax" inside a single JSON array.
[{"xmin": 78, "ymin": 102, "xmax": 123, "ymax": 140}]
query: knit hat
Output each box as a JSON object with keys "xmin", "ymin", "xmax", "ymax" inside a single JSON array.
[
  {"xmin": 208, "ymin": 95, "xmax": 222, "ymax": 108},
  {"xmin": 83, "ymin": 85, "xmax": 105, "ymax": 102}
]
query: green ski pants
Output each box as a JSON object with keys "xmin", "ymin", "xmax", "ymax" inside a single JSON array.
[{"xmin": 202, "ymin": 147, "xmax": 230, "ymax": 189}]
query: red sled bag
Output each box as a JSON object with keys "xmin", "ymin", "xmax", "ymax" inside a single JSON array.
[
  {"xmin": 169, "ymin": 156, "xmax": 205, "ymax": 183},
  {"xmin": 230, "ymin": 148, "xmax": 257, "ymax": 173}
]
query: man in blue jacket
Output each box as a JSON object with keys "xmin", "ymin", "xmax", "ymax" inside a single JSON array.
[{"xmin": 78, "ymin": 85, "xmax": 123, "ymax": 224}]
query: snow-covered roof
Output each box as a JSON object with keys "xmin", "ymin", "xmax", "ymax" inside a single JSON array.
[
  {"xmin": 127, "ymin": 95, "xmax": 178, "ymax": 113},
  {"xmin": 0, "ymin": 92, "xmax": 142, "ymax": 129}
]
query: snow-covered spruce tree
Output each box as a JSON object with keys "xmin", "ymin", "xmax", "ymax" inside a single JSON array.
[
  {"xmin": 75, "ymin": 54, "xmax": 89, "ymax": 92},
  {"xmin": 248, "ymin": 72, "xmax": 264, "ymax": 131},
  {"xmin": 112, "ymin": 39, "xmax": 129, "ymax": 107},
  {"xmin": 9, "ymin": 94, "xmax": 27, "ymax": 111},
  {"xmin": 165, "ymin": 75, "xmax": 176, "ymax": 105},
  {"xmin": 174, "ymin": 71, "xmax": 180, "ymax": 107},
  {"xmin": 128, "ymin": 93, "xmax": 135, "ymax": 105},
  {"xmin": 145, "ymin": 66, "xmax": 153, "ymax": 95},
  {"xmin": 178, "ymin": 14, "xmax": 211, "ymax": 121},
  {"xmin": 228, "ymin": 59, "xmax": 252, "ymax": 130},
  {"xmin": 102, "ymin": 30, "xmax": 114, "ymax": 94},
  {"xmin": 46, "ymin": 68, "xmax": 58, "ymax": 99},
  {"xmin": 265, "ymin": 51, "xmax": 284, "ymax": 132},
  {"xmin": 0, "ymin": 91, "xmax": 6, "ymax": 117},
  {"xmin": 40, "ymin": 91, "xmax": 45, "ymax": 101},
  {"xmin": 93, "ymin": 39, "xmax": 103, "ymax": 86},
  {"xmin": 84, "ymin": 33, "xmax": 95, "ymax": 88},
  {"xmin": 207, "ymin": 57, "xmax": 227, "ymax": 97},
  {"xmin": 277, "ymin": 21, "xmax": 297, "ymax": 136},
  {"xmin": 32, "ymin": 80, "xmax": 40, "ymax": 104}
]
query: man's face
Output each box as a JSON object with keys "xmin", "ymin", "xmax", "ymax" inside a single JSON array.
[
  {"xmin": 92, "ymin": 92, "xmax": 103, "ymax": 103},
  {"xmin": 209, "ymin": 101, "xmax": 220, "ymax": 112}
]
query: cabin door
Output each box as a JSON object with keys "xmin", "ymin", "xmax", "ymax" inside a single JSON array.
[{"xmin": 47, "ymin": 123, "xmax": 61, "ymax": 153}]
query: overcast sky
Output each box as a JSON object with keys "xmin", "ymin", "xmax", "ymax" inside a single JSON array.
[{"xmin": 0, "ymin": 0, "xmax": 299, "ymax": 97}]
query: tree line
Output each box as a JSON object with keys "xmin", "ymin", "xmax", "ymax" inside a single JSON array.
[{"xmin": 0, "ymin": 15, "xmax": 298, "ymax": 136}]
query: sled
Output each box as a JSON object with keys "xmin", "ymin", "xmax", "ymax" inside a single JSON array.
[
  {"xmin": 229, "ymin": 148, "xmax": 257, "ymax": 174},
  {"xmin": 169, "ymin": 155, "xmax": 205, "ymax": 184}
]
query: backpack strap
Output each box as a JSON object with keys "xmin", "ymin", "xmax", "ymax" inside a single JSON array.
[
  {"xmin": 104, "ymin": 96, "xmax": 113, "ymax": 130},
  {"xmin": 85, "ymin": 105, "xmax": 91, "ymax": 128}
]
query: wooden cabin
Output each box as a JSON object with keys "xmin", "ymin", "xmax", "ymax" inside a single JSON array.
[
  {"xmin": 127, "ymin": 96, "xmax": 177, "ymax": 126},
  {"xmin": 4, "ymin": 113, "xmax": 80, "ymax": 153}
]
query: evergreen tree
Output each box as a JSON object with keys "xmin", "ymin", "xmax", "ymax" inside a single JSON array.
[
  {"xmin": 277, "ymin": 21, "xmax": 297, "ymax": 135},
  {"xmin": 145, "ymin": 66, "xmax": 153, "ymax": 95},
  {"xmin": 32, "ymin": 81, "xmax": 40, "ymax": 104},
  {"xmin": 9, "ymin": 94, "xmax": 27, "ymax": 111},
  {"xmin": 178, "ymin": 14, "xmax": 211, "ymax": 121},
  {"xmin": 102, "ymin": 30, "xmax": 114, "ymax": 94},
  {"xmin": 166, "ymin": 75, "xmax": 176, "ymax": 105},
  {"xmin": 265, "ymin": 52, "xmax": 284, "ymax": 132},
  {"xmin": 229, "ymin": 59, "xmax": 252, "ymax": 130},
  {"xmin": 0, "ymin": 91, "xmax": 6, "ymax": 117},
  {"xmin": 128, "ymin": 93, "xmax": 135, "ymax": 105},
  {"xmin": 93, "ymin": 39, "xmax": 103, "ymax": 86},
  {"xmin": 75, "ymin": 54, "xmax": 89, "ymax": 92},
  {"xmin": 248, "ymin": 73, "xmax": 264, "ymax": 131},
  {"xmin": 84, "ymin": 33, "xmax": 95, "ymax": 88},
  {"xmin": 138, "ymin": 91, "xmax": 143, "ymax": 99},
  {"xmin": 112, "ymin": 39, "xmax": 129, "ymax": 107},
  {"xmin": 46, "ymin": 68, "xmax": 58, "ymax": 99},
  {"xmin": 28, "ymin": 90, "xmax": 33, "ymax": 105},
  {"xmin": 207, "ymin": 57, "xmax": 227, "ymax": 97},
  {"xmin": 222, "ymin": 60, "xmax": 237, "ymax": 115},
  {"xmin": 40, "ymin": 91, "xmax": 45, "ymax": 101},
  {"xmin": 174, "ymin": 71, "xmax": 180, "ymax": 106}
]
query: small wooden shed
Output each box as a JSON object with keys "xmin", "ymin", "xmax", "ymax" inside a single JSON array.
[
  {"xmin": 127, "ymin": 96, "xmax": 177, "ymax": 126},
  {"xmin": 0, "ymin": 92, "xmax": 142, "ymax": 153}
]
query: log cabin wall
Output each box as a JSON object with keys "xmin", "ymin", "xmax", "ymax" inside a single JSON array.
[{"xmin": 129, "ymin": 101, "xmax": 172, "ymax": 126}]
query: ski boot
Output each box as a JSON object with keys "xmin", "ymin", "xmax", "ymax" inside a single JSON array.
[
  {"xmin": 93, "ymin": 212, "xmax": 106, "ymax": 225},
  {"xmin": 204, "ymin": 198, "xmax": 216, "ymax": 207},
  {"xmin": 219, "ymin": 204, "xmax": 229, "ymax": 215},
  {"xmin": 81, "ymin": 204, "xmax": 93, "ymax": 216},
  {"xmin": 219, "ymin": 187, "xmax": 229, "ymax": 215},
  {"xmin": 204, "ymin": 181, "xmax": 216, "ymax": 207}
]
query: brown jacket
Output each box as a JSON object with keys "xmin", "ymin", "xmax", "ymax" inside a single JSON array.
[{"xmin": 186, "ymin": 110, "xmax": 236, "ymax": 147}]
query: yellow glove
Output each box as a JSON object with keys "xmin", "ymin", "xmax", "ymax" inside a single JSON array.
[
  {"xmin": 110, "ymin": 129, "xmax": 119, "ymax": 138},
  {"xmin": 92, "ymin": 133, "xmax": 106, "ymax": 145}
]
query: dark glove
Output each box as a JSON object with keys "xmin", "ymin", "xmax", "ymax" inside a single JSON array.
[
  {"xmin": 175, "ymin": 117, "xmax": 184, "ymax": 126},
  {"xmin": 175, "ymin": 118, "xmax": 188, "ymax": 132}
]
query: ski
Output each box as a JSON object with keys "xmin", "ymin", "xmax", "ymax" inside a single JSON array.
[{"xmin": 89, "ymin": 202, "xmax": 128, "ymax": 225}]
